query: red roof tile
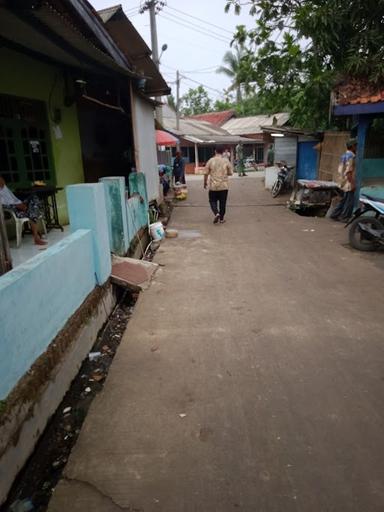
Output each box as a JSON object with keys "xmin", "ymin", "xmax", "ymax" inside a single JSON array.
[
  {"xmin": 187, "ymin": 110, "xmax": 236, "ymax": 126},
  {"xmin": 334, "ymin": 79, "xmax": 384, "ymax": 106}
]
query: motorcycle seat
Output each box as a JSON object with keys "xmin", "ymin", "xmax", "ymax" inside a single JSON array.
[{"xmin": 362, "ymin": 194, "xmax": 384, "ymax": 204}]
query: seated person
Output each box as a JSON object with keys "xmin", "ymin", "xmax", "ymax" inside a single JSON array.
[
  {"xmin": 0, "ymin": 176, "xmax": 47, "ymax": 245},
  {"xmin": 158, "ymin": 167, "xmax": 170, "ymax": 196}
]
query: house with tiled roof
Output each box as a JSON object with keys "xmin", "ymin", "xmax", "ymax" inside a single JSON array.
[
  {"xmin": 187, "ymin": 110, "xmax": 236, "ymax": 127},
  {"xmin": 333, "ymin": 79, "xmax": 384, "ymax": 200},
  {"xmin": 161, "ymin": 105, "xmax": 254, "ymax": 173}
]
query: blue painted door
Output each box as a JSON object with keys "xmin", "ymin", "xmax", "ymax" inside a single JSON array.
[{"xmin": 296, "ymin": 141, "xmax": 318, "ymax": 180}]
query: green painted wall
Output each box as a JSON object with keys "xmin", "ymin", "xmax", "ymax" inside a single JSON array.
[{"xmin": 0, "ymin": 48, "xmax": 84, "ymax": 223}]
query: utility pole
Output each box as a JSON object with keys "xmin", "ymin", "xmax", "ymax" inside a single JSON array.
[
  {"xmin": 175, "ymin": 70, "xmax": 181, "ymax": 151},
  {"xmin": 176, "ymin": 69, "xmax": 180, "ymax": 132},
  {"xmin": 148, "ymin": 2, "xmax": 159, "ymax": 70},
  {"xmin": 140, "ymin": 1, "xmax": 167, "ymax": 123}
]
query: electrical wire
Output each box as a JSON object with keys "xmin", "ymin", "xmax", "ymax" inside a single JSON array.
[
  {"xmin": 123, "ymin": 5, "xmax": 140, "ymax": 15},
  {"xmin": 181, "ymin": 66, "xmax": 219, "ymax": 73},
  {"xmin": 159, "ymin": 13, "xmax": 230, "ymax": 44},
  {"xmin": 159, "ymin": 10, "xmax": 231, "ymax": 43},
  {"xmin": 159, "ymin": 13, "xmax": 231, "ymax": 45},
  {"xmin": 179, "ymin": 74, "xmax": 222, "ymax": 95},
  {"xmin": 166, "ymin": 4, "xmax": 233, "ymax": 35},
  {"xmin": 158, "ymin": 33, "xmax": 225, "ymax": 55},
  {"xmin": 160, "ymin": 64, "xmax": 222, "ymax": 95}
]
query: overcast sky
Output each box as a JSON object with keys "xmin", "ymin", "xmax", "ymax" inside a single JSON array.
[{"xmin": 91, "ymin": 0, "xmax": 256, "ymax": 101}]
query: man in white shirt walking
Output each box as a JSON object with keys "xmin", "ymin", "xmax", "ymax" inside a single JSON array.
[{"xmin": 204, "ymin": 146, "xmax": 233, "ymax": 224}]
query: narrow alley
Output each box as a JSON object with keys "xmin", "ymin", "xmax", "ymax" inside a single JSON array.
[{"xmin": 48, "ymin": 175, "xmax": 384, "ymax": 512}]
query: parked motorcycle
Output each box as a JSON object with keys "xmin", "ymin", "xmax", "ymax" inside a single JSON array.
[
  {"xmin": 346, "ymin": 194, "xmax": 384, "ymax": 251},
  {"xmin": 271, "ymin": 162, "xmax": 294, "ymax": 198}
]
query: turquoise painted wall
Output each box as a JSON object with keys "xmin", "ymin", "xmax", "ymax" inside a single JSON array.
[
  {"xmin": 0, "ymin": 182, "xmax": 113, "ymax": 399},
  {"xmin": 0, "ymin": 48, "xmax": 84, "ymax": 224},
  {"xmin": 0, "ymin": 230, "xmax": 95, "ymax": 399},
  {"xmin": 361, "ymin": 159, "xmax": 384, "ymax": 180},
  {"xmin": 66, "ymin": 183, "xmax": 111, "ymax": 284},
  {"xmin": 127, "ymin": 172, "xmax": 149, "ymax": 240},
  {"xmin": 100, "ymin": 177, "xmax": 129, "ymax": 256}
]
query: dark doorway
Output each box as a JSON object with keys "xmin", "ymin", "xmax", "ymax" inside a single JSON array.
[{"xmin": 77, "ymin": 82, "xmax": 135, "ymax": 184}]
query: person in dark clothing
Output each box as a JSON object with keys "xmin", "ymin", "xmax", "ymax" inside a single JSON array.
[
  {"xmin": 331, "ymin": 139, "xmax": 357, "ymax": 221},
  {"xmin": 173, "ymin": 152, "xmax": 185, "ymax": 185}
]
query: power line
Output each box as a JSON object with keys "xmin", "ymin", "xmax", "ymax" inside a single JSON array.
[
  {"xmin": 123, "ymin": 4, "xmax": 141, "ymax": 14},
  {"xmin": 160, "ymin": 10, "xmax": 231, "ymax": 43},
  {"xmin": 161, "ymin": 12, "xmax": 230, "ymax": 43},
  {"xmin": 167, "ymin": 4, "xmax": 233, "ymax": 35},
  {"xmin": 182, "ymin": 66, "xmax": 219, "ymax": 72},
  {"xmin": 159, "ymin": 33, "xmax": 225, "ymax": 55},
  {"xmin": 160, "ymin": 64, "xmax": 223, "ymax": 96},
  {"xmin": 180, "ymin": 74, "xmax": 222, "ymax": 95},
  {"xmin": 159, "ymin": 13, "xmax": 230, "ymax": 45}
]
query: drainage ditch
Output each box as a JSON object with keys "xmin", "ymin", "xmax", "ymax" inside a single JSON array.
[{"xmin": 1, "ymin": 289, "xmax": 138, "ymax": 512}]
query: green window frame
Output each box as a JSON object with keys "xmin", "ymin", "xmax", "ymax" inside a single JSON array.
[{"xmin": 0, "ymin": 94, "xmax": 56, "ymax": 188}]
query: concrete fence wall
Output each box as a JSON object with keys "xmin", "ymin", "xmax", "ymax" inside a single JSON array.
[
  {"xmin": 100, "ymin": 174, "xmax": 149, "ymax": 255},
  {"xmin": 0, "ymin": 230, "xmax": 95, "ymax": 399},
  {"xmin": 0, "ymin": 183, "xmax": 112, "ymax": 400}
]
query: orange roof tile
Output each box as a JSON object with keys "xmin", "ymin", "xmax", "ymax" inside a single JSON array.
[
  {"xmin": 335, "ymin": 79, "xmax": 384, "ymax": 106},
  {"xmin": 187, "ymin": 110, "xmax": 235, "ymax": 126}
]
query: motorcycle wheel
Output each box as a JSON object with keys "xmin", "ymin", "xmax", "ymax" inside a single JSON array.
[
  {"xmin": 348, "ymin": 216, "xmax": 383, "ymax": 251},
  {"xmin": 271, "ymin": 180, "xmax": 282, "ymax": 198}
]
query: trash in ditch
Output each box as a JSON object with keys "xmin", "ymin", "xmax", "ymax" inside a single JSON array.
[
  {"xmin": 63, "ymin": 407, "xmax": 71, "ymax": 415},
  {"xmin": 179, "ymin": 413, "xmax": 187, "ymax": 418},
  {"xmin": 91, "ymin": 373, "xmax": 105, "ymax": 382},
  {"xmin": 52, "ymin": 457, "xmax": 67, "ymax": 469},
  {"xmin": 88, "ymin": 351, "xmax": 101, "ymax": 361},
  {"xmin": 9, "ymin": 499, "xmax": 34, "ymax": 512},
  {"xmin": 84, "ymin": 387, "xmax": 91, "ymax": 394}
]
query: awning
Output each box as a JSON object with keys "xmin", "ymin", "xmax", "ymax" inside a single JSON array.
[
  {"xmin": 182, "ymin": 134, "xmax": 256, "ymax": 144},
  {"xmin": 156, "ymin": 130, "xmax": 179, "ymax": 147}
]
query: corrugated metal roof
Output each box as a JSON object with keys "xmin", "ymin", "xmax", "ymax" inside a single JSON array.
[
  {"xmin": 98, "ymin": 4, "xmax": 121, "ymax": 23},
  {"xmin": 222, "ymin": 113, "xmax": 290, "ymax": 135},
  {"xmin": 97, "ymin": 5, "xmax": 170, "ymax": 96},
  {"xmin": 161, "ymin": 105, "xmax": 255, "ymax": 143},
  {"xmin": 0, "ymin": 4, "xmax": 138, "ymax": 77}
]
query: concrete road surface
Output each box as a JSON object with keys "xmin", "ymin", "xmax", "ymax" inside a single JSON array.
[{"xmin": 49, "ymin": 176, "xmax": 384, "ymax": 512}]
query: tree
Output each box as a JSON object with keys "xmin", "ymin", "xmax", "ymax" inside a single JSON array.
[
  {"xmin": 167, "ymin": 94, "xmax": 176, "ymax": 110},
  {"xmin": 180, "ymin": 86, "xmax": 212, "ymax": 116},
  {"xmin": 216, "ymin": 45, "xmax": 246, "ymax": 103},
  {"xmin": 225, "ymin": 0, "xmax": 384, "ymax": 129}
]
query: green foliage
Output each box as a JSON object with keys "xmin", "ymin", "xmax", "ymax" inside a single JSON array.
[
  {"xmin": 216, "ymin": 45, "xmax": 246, "ymax": 102},
  {"xmin": 213, "ymin": 98, "xmax": 234, "ymax": 112},
  {"xmin": 225, "ymin": 0, "xmax": 384, "ymax": 129},
  {"xmin": 180, "ymin": 86, "xmax": 212, "ymax": 116}
]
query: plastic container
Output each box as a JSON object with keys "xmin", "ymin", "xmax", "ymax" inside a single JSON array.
[{"xmin": 150, "ymin": 221, "xmax": 165, "ymax": 241}]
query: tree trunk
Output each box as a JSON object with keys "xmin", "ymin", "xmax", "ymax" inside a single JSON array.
[{"xmin": 236, "ymin": 84, "xmax": 242, "ymax": 104}]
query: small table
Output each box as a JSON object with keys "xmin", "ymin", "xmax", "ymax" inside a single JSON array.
[{"xmin": 16, "ymin": 186, "xmax": 64, "ymax": 231}]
